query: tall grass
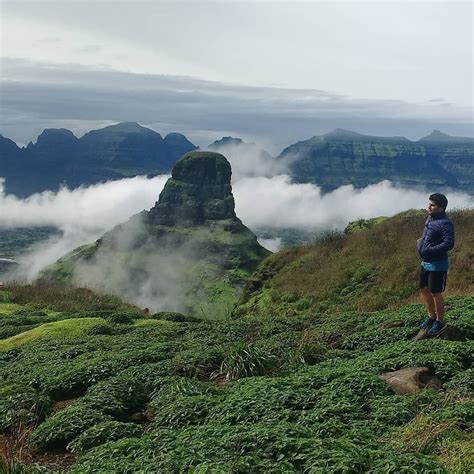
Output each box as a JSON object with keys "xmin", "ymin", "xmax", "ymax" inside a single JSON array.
[
  {"xmin": 240, "ymin": 209, "xmax": 474, "ymax": 314},
  {"xmin": 3, "ymin": 282, "xmax": 134, "ymax": 312}
]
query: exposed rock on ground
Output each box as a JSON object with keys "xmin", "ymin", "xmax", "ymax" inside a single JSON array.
[
  {"xmin": 414, "ymin": 325, "xmax": 466, "ymax": 342},
  {"xmin": 379, "ymin": 367, "xmax": 442, "ymax": 395}
]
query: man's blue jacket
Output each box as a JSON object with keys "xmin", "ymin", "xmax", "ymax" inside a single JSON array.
[{"xmin": 417, "ymin": 212, "xmax": 455, "ymax": 262}]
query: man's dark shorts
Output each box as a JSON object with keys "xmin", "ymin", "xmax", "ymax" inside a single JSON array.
[{"xmin": 419, "ymin": 266, "xmax": 447, "ymax": 293}]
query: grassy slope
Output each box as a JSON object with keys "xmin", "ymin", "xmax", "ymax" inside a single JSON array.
[
  {"xmin": 237, "ymin": 209, "xmax": 474, "ymax": 317},
  {"xmin": 0, "ymin": 283, "xmax": 472, "ymax": 472}
]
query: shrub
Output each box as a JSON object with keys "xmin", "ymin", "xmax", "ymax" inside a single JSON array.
[
  {"xmin": 102, "ymin": 311, "xmax": 138, "ymax": 325},
  {"xmin": 80, "ymin": 376, "xmax": 148, "ymax": 417},
  {"xmin": 292, "ymin": 329, "xmax": 329, "ymax": 364},
  {"xmin": 39, "ymin": 359, "xmax": 119, "ymax": 399},
  {"xmin": 150, "ymin": 394, "xmax": 220, "ymax": 429},
  {"xmin": 86, "ymin": 322, "xmax": 115, "ymax": 335},
  {"xmin": 443, "ymin": 368, "xmax": 474, "ymax": 394},
  {"xmin": 151, "ymin": 312, "xmax": 200, "ymax": 323},
  {"xmin": 0, "ymin": 384, "xmax": 51, "ymax": 431},
  {"xmin": 31, "ymin": 405, "xmax": 111, "ymax": 450},
  {"xmin": 170, "ymin": 346, "xmax": 224, "ymax": 378},
  {"xmin": 211, "ymin": 341, "xmax": 279, "ymax": 381},
  {"xmin": 369, "ymin": 395, "xmax": 417, "ymax": 429},
  {"xmin": 367, "ymin": 451, "xmax": 444, "ymax": 473},
  {"xmin": 210, "ymin": 377, "xmax": 312, "ymax": 425},
  {"xmin": 149, "ymin": 376, "xmax": 218, "ymax": 408},
  {"xmin": 67, "ymin": 421, "xmax": 144, "ymax": 453}
]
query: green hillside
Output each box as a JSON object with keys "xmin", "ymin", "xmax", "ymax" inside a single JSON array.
[
  {"xmin": 237, "ymin": 209, "xmax": 474, "ymax": 317},
  {"xmin": 0, "ymin": 283, "xmax": 472, "ymax": 472}
]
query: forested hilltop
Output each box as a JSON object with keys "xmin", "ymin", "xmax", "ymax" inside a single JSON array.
[{"xmin": 0, "ymin": 209, "xmax": 472, "ymax": 472}]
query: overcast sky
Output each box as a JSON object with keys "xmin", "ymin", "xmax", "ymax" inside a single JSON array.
[{"xmin": 1, "ymin": 0, "xmax": 473, "ymax": 150}]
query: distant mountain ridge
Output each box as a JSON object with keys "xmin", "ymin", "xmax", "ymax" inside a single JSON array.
[
  {"xmin": 279, "ymin": 128, "xmax": 474, "ymax": 193},
  {"xmin": 0, "ymin": 122, "xmax": 197, "ymax": 197},
  {"xmin": 1, "ymin": 124, "xmax": 474, "ymax": 197}
]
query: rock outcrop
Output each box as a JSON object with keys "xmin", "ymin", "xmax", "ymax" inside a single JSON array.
[
  {"xmin": 379, "ymin": 367, "xmax": 441, "ymax": 395},
  {"xmin": 149, "ymin": 152, "xmax": 236, "ymax": 226},
  {"xmin": 40, "ymin": 152, "xmax": 270, "ymax": 318}
]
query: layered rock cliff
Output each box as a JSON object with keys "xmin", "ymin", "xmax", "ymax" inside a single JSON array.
[{"xmin": 279, "ymin": 129, "xmax": 474, "ymax": 193}]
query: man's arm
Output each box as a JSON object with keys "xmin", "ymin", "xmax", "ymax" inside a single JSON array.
[{"xmin": 421, "ymin": 221, "xmax": 454, "ymax": 259}]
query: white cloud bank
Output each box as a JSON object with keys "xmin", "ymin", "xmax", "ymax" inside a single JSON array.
[
  {"xmin": 0, "ymin": 176, "xmax": 168, "ymax": 279},
  {"xmin": 1, "ymin": 174, "xmax": 473, "ymax": 282},
  {"xmin": 233, "ymin": 176, "xmax": 474, "ymax": 231}
]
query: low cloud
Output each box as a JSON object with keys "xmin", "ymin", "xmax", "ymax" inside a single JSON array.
[
  {"xmin": 70, "ymin": 215, "xmax": 202, "ymax": 313},
  {"xmin": 2, "ymin": 172, "xmax": 473, "ymax": 289},
  {"xmin": 0, "ymin": 176, "xmax": 168, "ymax": 231},
  {"xmin": 206, "ymin": 141, "xmax": 289, "ymax": 180},
  {"xmin": 257, "ymin": 237, "xmax": 282, "ymax": 253},
  {"xmin": 233, "ymin": 176, "xmax": 474, "ymax": 231},
  {"xmin": 1, "ymin": 175, "xmax": 168, "ymax": 280}
]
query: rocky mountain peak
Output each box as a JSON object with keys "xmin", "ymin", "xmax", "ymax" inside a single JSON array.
[
  {"xmin": 324, "ymin": 128, "xmax": 363, "ymax": 139},
  {"xmin": 0, "ymin": 134, "xmax": 21, "ymax": 152},
  {"xmin": 420, "ymin": 130, "xmax": 452, "ymax": 141},
  {"xmin": 208, "ymin": 136, "xmax": 245, "ymax": 149},
  {"xmin": 149, "ymin": 151, "xmax": 236, "ymax": 226},
  {"xmin": 102, "ymin": 122, "xmax": 153, "ymax": 134},
  {"xmin": 36, "ymin": 128, "xmax": 78, "ymax": 146},
  {"xmin": 163, "ymin": 133, "xmax": 198, "ymax": 155},
  {"xmin": 80, "ymin": 122, "xmax": 163, "ymax": 143}
]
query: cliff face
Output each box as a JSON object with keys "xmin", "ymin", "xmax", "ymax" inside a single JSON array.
[
  {"xmin": 40, "ymin": 152, "xmax": 270, "ymax": 319},
  {"xmin": 2, "ymin": 126, "xmax": 473, "ymax": 196},
  {"xmin": 149, "ymin": 152, "xmax": 236, "ymax": 226},
  {"xmin": 279, "ymin": 129, "xmax": 474, "ymax": 193}
]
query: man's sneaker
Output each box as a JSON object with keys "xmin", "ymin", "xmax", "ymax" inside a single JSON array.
[
  {"xmin": 427, "ymin": 320, "xmax": 447, "ymax": 337},
  {"xmin": 420, "ymin": 317, "xmax": 436, "ymax": 330}
]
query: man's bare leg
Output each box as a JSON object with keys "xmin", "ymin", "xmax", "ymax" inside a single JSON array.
[
  {"xmin": 432, "ymin": 293, "xmax": 445, "ymax": 321},
  {"xmin": 420, "ymin": 287, "xmax": 436, "ymax": 318}
]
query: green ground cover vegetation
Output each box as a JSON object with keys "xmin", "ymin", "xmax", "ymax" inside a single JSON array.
[{"xmin": 0, "ymin": 282, "xmax": 472, "ymax": 472}]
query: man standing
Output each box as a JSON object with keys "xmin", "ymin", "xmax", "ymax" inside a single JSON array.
[{"xmin": 417, "ymin": 193, "xmax": 455, "ymax": 337}]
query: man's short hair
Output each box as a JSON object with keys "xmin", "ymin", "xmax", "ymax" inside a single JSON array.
[{"xmin": 429, "ymin": 193, "xmax": 448, "ymax": 211}]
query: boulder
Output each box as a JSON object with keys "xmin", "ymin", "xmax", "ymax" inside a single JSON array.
[
  {"xmin": 437, "ymin": 326, "xmax": 466, "ymax": 341},
  {"xmin": 414, "ymin": 325, "xmax": 466, "ymax": 342},
  {"xmin": 378, "ymin": 320, "xmax": 405, "ymax": 330},
  {"xmin": 379, "ymin": 367, "xmax": 441, "ymax": 395}
]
